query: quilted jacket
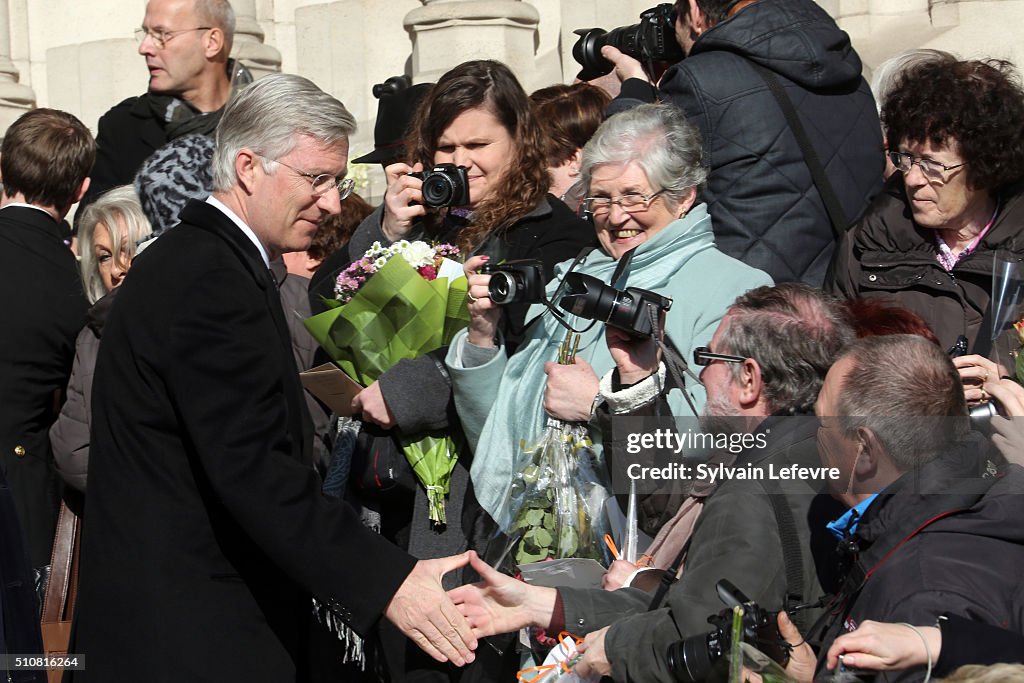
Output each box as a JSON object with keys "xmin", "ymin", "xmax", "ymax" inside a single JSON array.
[{"xmin": 610, "ymin": 0, "xmax": 883, "ymax": 286}]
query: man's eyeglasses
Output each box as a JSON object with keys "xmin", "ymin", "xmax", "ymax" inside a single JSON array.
[
  {"xmin": 259, "ymin": 155, "xmax": 355, "ymax": 199},
  {"xmin": 135, "ymin": 26, "xmax": 212, "ymax": 50},
  {"xmin": 692, "ymin": 346, "xmax": 746, "ymax": 366},
  {"xmin": 888, "ymin": 151, "xmax": 967, "ymax": 182},
  {"xmin": 582, "ymin": 189, "xmax": 666, "ymax": 216}
]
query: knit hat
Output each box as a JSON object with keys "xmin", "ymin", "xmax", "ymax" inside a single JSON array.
[{"xmin": 134, "ymin": 133, "xmax": 215, "ymax": 235}]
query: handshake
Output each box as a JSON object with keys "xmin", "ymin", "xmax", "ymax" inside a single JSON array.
[{"xmin": 390, "ymin": 549, "xmax": 613, "ymax": 678}]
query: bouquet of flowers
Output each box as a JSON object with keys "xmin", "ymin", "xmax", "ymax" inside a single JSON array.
[
  {"xmin": 304, "ymin": 240, "xmax": 470, "ymax": 524},
  {"xmin": 500, "ymin": 332, "xmax": 612, "ymax": 566}
]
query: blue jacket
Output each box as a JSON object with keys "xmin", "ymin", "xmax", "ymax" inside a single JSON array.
[{"xmin": 447, "ymin": 204, "xmax": 772, "ymax": 525}]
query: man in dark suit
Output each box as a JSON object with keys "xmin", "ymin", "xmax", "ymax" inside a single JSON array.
[
  {"xmin": 74, "ymin": 73, "xmax": 477, "ymax": 682},
  {"xmin": 80, "ymin": 0, "xmax": 238, "ymax": 212},
  {"xmin": 0, "ymin": 108, "xmax": 93, "ymax": 577}
]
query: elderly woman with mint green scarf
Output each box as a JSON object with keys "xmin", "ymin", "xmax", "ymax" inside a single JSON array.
[{"xmin": 445, "ymin": 103, "xmax": 773, "ymax": 530}]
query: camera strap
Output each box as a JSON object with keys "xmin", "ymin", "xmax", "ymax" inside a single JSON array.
[{"xmin": 749, "ymin": 62, "xmax": 849, "ymax": 240}]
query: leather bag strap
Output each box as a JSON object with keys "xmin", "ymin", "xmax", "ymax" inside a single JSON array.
[{"xmin": 41, "ymin": 499, "xmax": 80, "ymax": 623}]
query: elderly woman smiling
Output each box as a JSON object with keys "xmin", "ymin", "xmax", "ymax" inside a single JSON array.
[
  {"xmin": 447, "ymin": 103, "xmax": 772, "ymax": 526},
  {"xmin": 830, "ymin": 56, "xmax": 1024, "ymax": 356}
]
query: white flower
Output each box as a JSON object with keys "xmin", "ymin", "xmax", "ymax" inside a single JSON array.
[
  {"xmin": 400, "ymin": 241, "xmax": 436, "ymax": 268},
  {"xmin": 373, "ymin": 256, "xmax": 389, "ymax": 270}
]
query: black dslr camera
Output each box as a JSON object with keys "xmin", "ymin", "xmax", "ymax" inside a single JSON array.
[
  {"xmin": 408, "ymin": 164, "xmax": 470, "ymax": 208},
  {"xmin": 666, "ymin": 580, "xmax": 791, "ymax": 683},
  {"xmin": 572, "ymin": 4, "xmax": 685, "ymax": 81},
  {"xmin": 558, "ymin": 272, "xmax": 672, "ymax": 338},
  {"xmin": 479, "ymin": 260, "xmax": 546, "ymax": 305}
]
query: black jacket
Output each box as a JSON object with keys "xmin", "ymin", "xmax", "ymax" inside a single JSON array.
[
  {"xmin": 828, "ymin": 178, "xmax": 1024, "ymax": 356},
  {"xmin": 610, "ymin": 0, "xmax": 883, "ymax": 286},
  {"xmin": 0, "ymin": 206, "xmax": 88, "ymax": 567},
  {"xmin": 561, "ymin": 415, "xmax": 839, "ymax": 683},
  {"xmin": 81, "ymin": 94, "xmax": 169, "ymax": 212},
  {"xmin": 72, "ymin": 200, "xmax": 417, "ymax": 682},
  {"xmin": 812, "ymin": 453, "xmax": 1024, "ymax": 681}
]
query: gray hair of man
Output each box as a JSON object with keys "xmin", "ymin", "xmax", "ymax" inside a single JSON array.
[
  {"xmin": 212, "ymin": 73, "xmax": 357, "ymax": 192},
  {"xmin": 835, "ymin": 334, "xmax": 969, "ymax": 471},
  {"xmin": 77, "ymin": 185, "xmax": 153, "ymax": 304},
  {"xmin": 717, "ymin": 283, "xmax": 854, "ymax": 415},
  {"xmin": 580, "ymin": 103, "xmax": 707, "ymax": 213},
  {"xmin": 870, "ymin": 48, "xmax": 955, "ymax": 117},
  {"xmin": 195, "ymin": 0, "xmax": 236, "ymax": 53}
]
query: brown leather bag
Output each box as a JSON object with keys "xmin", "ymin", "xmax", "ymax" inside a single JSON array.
[{"xmin": 40, "ymin": 500, "xmax": 81, "ymax": 683}]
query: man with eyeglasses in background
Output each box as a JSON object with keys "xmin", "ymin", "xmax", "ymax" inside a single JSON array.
[
  {"xmin": 71, "ymin": 73, "xmax": 479, "ymax": 682},
  {"xmin": 78, "ymin": 0, "xmax": 245, "ymax": 215},
  {"xmin": 448, "ymin": 283, "xmax": 852, "ymax": 683}
]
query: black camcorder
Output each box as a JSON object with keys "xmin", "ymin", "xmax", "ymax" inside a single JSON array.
[
  {"xmin": 408, "ymin": 164, "xmax": 470, "ymax": 208},
  {"xmin": 666, "ymin": 580, "xmax": 791, "ymax": 682},
  {"xmin": 558, "ymin": 272, "xmax": 672, "ymax": 338},
  {"xmin": 479, "ymin": 260, "xmax": 546, "ymax": 305},
  {"xmin": 572, "ymin": 3, "xmax": 685, "ymax": 81}
]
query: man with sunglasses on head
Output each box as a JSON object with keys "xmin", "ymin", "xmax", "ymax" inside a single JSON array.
[
  {"xmin": 599, "ymin": 0, "xmax": 883, "ymax": 287},
  {"xmin": 79, "ymin": 0, "xmax": 245, "ymax": 214}
]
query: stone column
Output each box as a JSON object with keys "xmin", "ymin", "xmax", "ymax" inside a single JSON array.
[
  {"xmin": 0, "ymin": 0, "xmax": 35, "ymax": 135},
  {"xmin": 404, "ymin": 0, "xmax": 540, "ymax": 89},
  {"xmin": 229, "ymin": 0, "xmax": 282, "ymax": 80}
]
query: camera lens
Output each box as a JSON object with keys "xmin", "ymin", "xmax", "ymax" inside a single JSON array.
[
  {"xmin": 571, "ymin": 28, "xmax": 613, "ymax": 80},
  {"xmin": 421, "ymin": 174, "xmax": 456, "ymax": 207},
  {"xmin": 488, "ymin": 272, "xmax": 517, "ymax": 305},
  {"xmin": 665, "ymin": 635, "xmax": 715, "ymax": 683}
]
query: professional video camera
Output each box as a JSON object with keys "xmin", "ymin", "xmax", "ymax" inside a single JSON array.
[
  {"xmin": 572, "ymin": 3, "xmax": 685, "ymax": 81},
  {"xmin": 665, "ymin": 580, "xmax": 791, "ymax": 682},
  {"xmin": 407, "ymin": 164, "xmax": 470, "ymax": 208},
  {"xmin": 558, "ymin": 271, "xmax": 672, "ymax": 338}
]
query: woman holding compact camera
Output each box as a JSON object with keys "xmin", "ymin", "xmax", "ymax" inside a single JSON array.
[
  {"xmin": 332, "ymin": 59, "xmax": 595, "ymax": 683},
  {"xmin": 446, "ymin": 102, "xmax": 772, "ymax": 556}
]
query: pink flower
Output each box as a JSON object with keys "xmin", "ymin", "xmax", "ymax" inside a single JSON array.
[{"xmin": 418, "ymin": 265, "xmax": 438, "ymax": 281}]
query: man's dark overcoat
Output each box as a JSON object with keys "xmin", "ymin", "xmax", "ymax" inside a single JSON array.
[
  {"xmin": 0, "ymin": 205, "xmax": 87, "ymax": 567},
  {"xmin": 72, "ymin": 200, "xmax": 416, "ymax": 682}
]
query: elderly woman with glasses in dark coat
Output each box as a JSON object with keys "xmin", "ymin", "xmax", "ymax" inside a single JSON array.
[{"xmin": 828, "ymin": 56, "xmax": 1024, "ymax": 363}]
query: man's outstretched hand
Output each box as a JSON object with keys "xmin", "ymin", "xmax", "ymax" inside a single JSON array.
[{"xmin": 385, "ymin": 553, "xmax": 478, "ymax": 666}]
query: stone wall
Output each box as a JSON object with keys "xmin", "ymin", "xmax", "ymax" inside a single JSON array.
[{"xmin": 3, "ymin": 0, "xmax": 1021, "ymax": 195}]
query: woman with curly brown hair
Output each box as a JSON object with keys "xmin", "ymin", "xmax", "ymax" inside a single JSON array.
[
  {"xmin": 335, "ymin": 61, "xmax": 595, "ymax": 682},
  {"xmin": 829, "ymin": 56, "xmax": 1024, "ymax": 361}
]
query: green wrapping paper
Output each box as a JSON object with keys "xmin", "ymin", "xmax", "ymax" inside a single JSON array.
[{"xmin": 304, "ymin": 255, "xmax": 471, "ymax": 524}]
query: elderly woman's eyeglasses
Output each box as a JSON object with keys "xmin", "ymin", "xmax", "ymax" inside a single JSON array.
[
  {"xmin": 134, "ymin": 26, "xmax": 211, "ymax": 50},
  {"xmin": 888, "ymin": 151, "xmax": 966, "ymax": 181},
  {"xmin": 582, "ymin": 189, "xmax": 666, "ymax": 215},
  {"xmin": 692, "ymin": 346, "xmax": 746, "ymax": 366},
  {"xmin": 258, "ymin": 155, "xmax": 355, "ymax": 199}
]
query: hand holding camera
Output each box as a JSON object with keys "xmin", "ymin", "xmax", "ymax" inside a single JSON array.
[
  {"xmin": 381, "ymin": 162, "xmax": 473, "ymax": 242},
  {"xmin": 464, "ymin": 255, "xmax": 502, "ymax": 348},
  {"xmin": 381, "ymin": 161, "xmax": 428, "ymax": 241},
  {"xmin": 606, "ymin": 321, "xmax": 662, "ymax": 385}
]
